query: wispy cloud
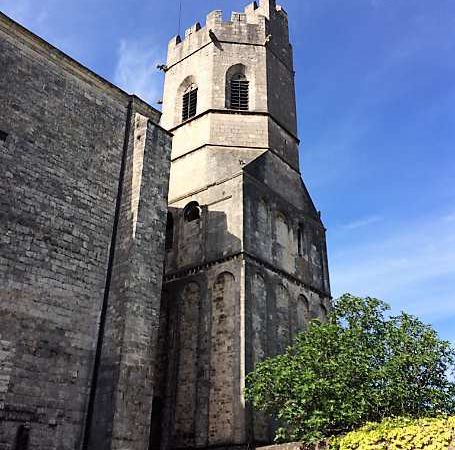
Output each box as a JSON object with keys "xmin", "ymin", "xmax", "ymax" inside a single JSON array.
[
  {"xmin": 342, "ymin": 215, "xmax": 383, "ymax": 231},
  {"xmin": 114, "ymin": 39, "xmax": 164, "ymax": 106},
  {"xmin": 330, "ymin": 213, "xmax": 455, "ymax": 326},
  {"xmin": 0, "ymin": 0, "xmax": 49, "ymax": 29},
  {"xmin": 0, "ymin": 0, "xmax": 88, "ymax": 61}
]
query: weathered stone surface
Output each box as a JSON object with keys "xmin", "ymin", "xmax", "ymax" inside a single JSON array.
[
  {"xmin": 0, "ymin": 1, "xmax": 332, "ymax": 449},
  {"xmin": 156, "ymin": 0, "xmax": 331, "ymax": 448},
  {"xmin": 0, "ymin": 12, "xmax": 171, "ymax": 450}
]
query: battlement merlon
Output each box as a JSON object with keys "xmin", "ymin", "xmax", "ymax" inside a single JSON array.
[{"xmin": 166, "ymin": 0, "xmax": 290, "ymax": 66}]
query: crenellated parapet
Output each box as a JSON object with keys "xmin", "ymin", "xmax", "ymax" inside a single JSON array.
[{"xmin": 166, "ymin": 0, "xmax": 290, "ymax": 66}]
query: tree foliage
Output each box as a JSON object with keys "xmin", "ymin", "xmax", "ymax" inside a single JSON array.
[{"xmin": 244, "ymin": 294, "xmax": 455, "ymax": 443}]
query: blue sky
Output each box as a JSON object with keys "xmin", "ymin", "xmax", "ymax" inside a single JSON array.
[{"xmin": 1, "ymin": 0, "xmax": 454, "ymax": 342}]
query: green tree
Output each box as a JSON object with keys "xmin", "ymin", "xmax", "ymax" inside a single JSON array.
[{"xmin": 245, "ymin": 294, "xmax": 455, "ymax": 443}]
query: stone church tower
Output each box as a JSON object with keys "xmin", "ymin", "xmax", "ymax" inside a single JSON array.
[{"xmin": 153, "ymin": 0, "xmax": 331, "ymax": 448}]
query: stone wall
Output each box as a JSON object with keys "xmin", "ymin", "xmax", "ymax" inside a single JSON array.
[
  {"xmin": 0, "ymin": 12, "xmax": 171, "ymax": 450},
  {"xmin": 244, "ymin": 152, "xmax": 330, "ymax": 295},
  {"xmin": 86, "ymin": 113, "xmax": 171, "ymax": 450},
  {"xmin": 158, "ymin": 161, "xmax": 330, "ymax": 448},
  {"xmin": 157, "ymin": 259, "xmax": 244, "ymax": 449}
]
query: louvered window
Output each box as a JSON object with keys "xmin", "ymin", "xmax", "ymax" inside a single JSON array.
[
  {"xmin": 230, "ymin": 74, "xmax": 249, "ymax": 110},
  {"xmin": 182, "ymin": 86, "xmax": 198, "ymax": 121}
]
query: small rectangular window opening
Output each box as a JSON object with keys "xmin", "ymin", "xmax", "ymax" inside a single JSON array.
[
  {"xmin": 182, "ymin": 89, "xmax": 198, "ymax": 122},
  {"xmin": 0, "ymin": 130, "xmax": 8, "ymax": 142}
]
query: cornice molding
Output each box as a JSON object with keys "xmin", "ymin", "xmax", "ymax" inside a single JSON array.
[{"xmin": 163, "ymin": 251, "xmax": 331, "ymax": 299}]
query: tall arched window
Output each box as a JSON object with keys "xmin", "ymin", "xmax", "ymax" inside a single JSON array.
[
  {"xmin": 230, "ymin": 73, "xmax": 249, "ymax": 110},
  {"xmin": 182, "ymin": 84, "xmax": 198, "ymax": 121}
]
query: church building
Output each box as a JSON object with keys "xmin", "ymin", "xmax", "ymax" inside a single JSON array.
[{"xmin": 0, "ymin": 1, "xmax": 330, "ymax": 449}]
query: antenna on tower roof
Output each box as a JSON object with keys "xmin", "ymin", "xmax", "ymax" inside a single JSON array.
[{"xmin": 178, "ymin": 0, "xmax": 182, "ymax": 38}]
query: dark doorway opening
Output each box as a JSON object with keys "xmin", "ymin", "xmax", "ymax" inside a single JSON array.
[
  {"xmin": 14, "ymin": 424, "xmax": 30, "ymax": 450},
  {"xmin": 148, "ymin": 397, "xmax": 163, "ymax": 450}
]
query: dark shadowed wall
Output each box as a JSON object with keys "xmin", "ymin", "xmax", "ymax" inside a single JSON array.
[{"xmin": 0, "ymin": 13, "xmax": 171, "ymax": 450}]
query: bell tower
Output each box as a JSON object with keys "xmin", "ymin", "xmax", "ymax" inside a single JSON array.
[{"xmin": 154, "ymin": 1, "xmax": 331, "ymax": 448}]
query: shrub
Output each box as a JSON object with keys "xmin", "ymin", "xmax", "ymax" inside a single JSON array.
[{"xmin": 330, "ymin": 416, "xmax": 455, "ymax": 450}]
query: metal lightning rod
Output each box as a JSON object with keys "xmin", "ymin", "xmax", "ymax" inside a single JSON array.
[{"xmin": 178, "ymin": 0, "xmax": 183, "ymax": 38}]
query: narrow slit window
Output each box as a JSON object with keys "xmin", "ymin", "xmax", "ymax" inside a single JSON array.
[
  {"xmin": 0, "ymin": 130, "xmax": 8, "ymax": 142},
  {"xmin": 230, "ymin": 74, "xmax": 249, "ymax": 110},
  {"xmin": 182, "ymin": 86, "xmax": 198, "ymax": 121},
  {"xmin": 165, "ymin": 212, "xmax": 174, "ymax": 251},
  {"xmin": 297, "ymin": 224, "xmax": 305, "ymax": 256}
]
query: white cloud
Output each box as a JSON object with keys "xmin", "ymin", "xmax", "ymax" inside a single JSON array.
[
  {"xmin": 114, "ymin": 39, "xmax": 164, "ymax": 107},
  {"xmin": 342, "ymin": 215, "xmax": 383, "ymax": 231}
]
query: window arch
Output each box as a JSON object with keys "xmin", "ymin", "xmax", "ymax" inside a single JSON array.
[
  {"xmin": 165, "ymin": 212, "xmax": 174, "ymax": 250},
  {"xmin": 183, "ymin": 201, "xmax": 201, "ymax": 222},
  {"xmin": 182, "ymin": 83, "xmax": 198, "ymax": 121},
  {"xmin": 226, "ymin": 64, "xmax": 249, "ymax": 111}
]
